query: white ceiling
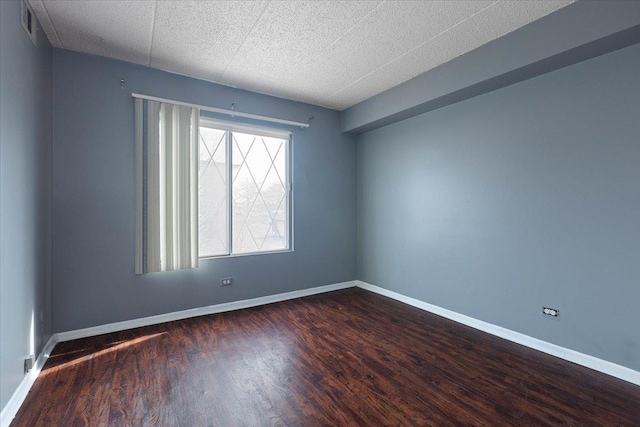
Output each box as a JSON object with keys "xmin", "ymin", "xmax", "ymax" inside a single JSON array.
[{"xmin": 30, "ymin": 0, "xmax": 573, "ymax": 110}]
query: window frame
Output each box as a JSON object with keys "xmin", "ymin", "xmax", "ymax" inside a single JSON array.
[{"xmin": 198, "ymin": 116, "xmax": 293, "ymax": 259}]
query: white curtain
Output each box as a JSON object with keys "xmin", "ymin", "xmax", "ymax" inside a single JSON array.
[{"xmin": 135, "ymin": 98, "xmax": 199, "ymax": 274}]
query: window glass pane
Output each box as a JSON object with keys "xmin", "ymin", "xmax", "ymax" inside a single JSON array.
[
  {"xmin": 232, "ymin": 132, "xmax": 288, "ymax": 254},
  {"xmin": 198, "ymin": 119, "xmax": 290, "ymax": 258},
  {"xmin": 198, "ymin": 127, "xmax": 228, "ymax": 257}
]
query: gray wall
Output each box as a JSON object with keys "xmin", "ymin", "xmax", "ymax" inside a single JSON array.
[
  {"xmin": 52, "ymin": 49, "xmax": 356, "ymax": 332},
  {"xmin": 357, "ymin": 44, "xmax": 640, "ymax": 371},
  {"xmin": 0, "ymin": 0, "xmax": 53, "ymax": 410}
]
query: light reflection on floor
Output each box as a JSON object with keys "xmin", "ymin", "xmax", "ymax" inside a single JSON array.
[{"xmin": 41, "ymin": 332, "xmax": 166, "ymax": 376}]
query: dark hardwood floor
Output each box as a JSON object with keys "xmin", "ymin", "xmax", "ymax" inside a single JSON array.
[{"xmin": 11, "ymin": 288, "xmax": 640, "ymax": 426}]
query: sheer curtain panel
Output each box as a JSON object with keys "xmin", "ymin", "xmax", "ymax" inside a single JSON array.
[{"xmin": 135, "ymin": 98, "xmax": 199, "ymax": 274}]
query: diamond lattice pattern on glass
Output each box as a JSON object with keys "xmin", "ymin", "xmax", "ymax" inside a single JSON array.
[
  {"xmin": 198, "ymin": 127, "xmax": 228, "ymax": 257},
  {"xmin": 232, "ymin": 132, "xmax": 288, "ymax": 254}
]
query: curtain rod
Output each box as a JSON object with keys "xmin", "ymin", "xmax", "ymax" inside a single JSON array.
[{"xmin": 131, "ymin": 93, "xmax": 310, "ymax": 129}]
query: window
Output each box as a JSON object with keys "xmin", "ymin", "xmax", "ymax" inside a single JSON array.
[{"xmin": 198, "ymin": 118, "xmax": 291, "ymax": 257}]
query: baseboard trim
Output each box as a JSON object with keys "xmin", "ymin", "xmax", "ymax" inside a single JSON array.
[
  {"xmin": 55, "ymin": 280, "xmax": 357, "ymax": 343},
  {"xmin": 6, "ymin": 278, "xmax": 634, "ymax": 427},
  {"xmin": 0, "ymin": 336, "xmax": 57, "ymax": 427},
  {"xmin": 356, "ymin": 280, "xmax": 640, "ymax": 387},
  {"xmin": 1, "ymin": 280, "xmax": 357, "ymax": 425}
]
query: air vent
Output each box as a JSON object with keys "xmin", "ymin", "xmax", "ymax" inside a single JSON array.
[{"xmin": 21, "ymin": 0, "xmax": 37, "ymax": 46}]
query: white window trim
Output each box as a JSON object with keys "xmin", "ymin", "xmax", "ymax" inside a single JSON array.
[
  {"xmin": 198, "ymin": 118, "xmax": 293, "ymax": 259},
  {"xmin": 200, "ymin": 117, "xmax": 292, "ymax": 140}
]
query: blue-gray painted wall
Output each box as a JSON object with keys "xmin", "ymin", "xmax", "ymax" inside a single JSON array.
[
  {"xmin": 357, "ymin": 43, "xmax": 640, "ymax": 371},
  {"xmin": 52, "ymin": 49, "xmax": 357, "ymax": 333},
  {"xmin": 0, "ymin": 0, "xmax": 53, "ymax": 410}
]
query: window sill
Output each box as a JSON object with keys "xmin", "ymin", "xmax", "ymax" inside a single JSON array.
[{"xmin": 199, "ymin": 248, "xmax": 293, "ymax": 261}]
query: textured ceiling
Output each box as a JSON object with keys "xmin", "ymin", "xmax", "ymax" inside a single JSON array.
[{"xmin": 31, "ymin": 0, "xmax": 573, "ymax": 110}]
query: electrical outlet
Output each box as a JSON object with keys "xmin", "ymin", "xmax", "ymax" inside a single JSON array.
[
  {"xmin": 542, "ymin": 306, "xmax": 560, "ymax": 317},
  {"xmin": 24, "ymin": 355, "xmax": 34, "ymax": 373},
  {"xmin": 221, "ymin": 278, "xmax": 233, "ymax": 286}
]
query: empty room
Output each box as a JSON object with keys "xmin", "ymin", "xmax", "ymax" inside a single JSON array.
[{"xmin": 1, "ymin": 0, "xmax": 639, "ymax": 425}]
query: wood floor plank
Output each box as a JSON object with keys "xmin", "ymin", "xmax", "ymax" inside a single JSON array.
[{"xmin": 10, "ymin": 288, "xmax": 640, "ymax": 426}]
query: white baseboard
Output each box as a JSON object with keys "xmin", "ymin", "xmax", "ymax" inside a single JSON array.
[
  {"xmin": 5, "ymin": 278, "xmax": 635, "ymax": 427},
  {"xmin": 1, "ymin": 280, "xmax": 357, "ymax": 425},
  {"xmin": 0, "ymin": 336, "xmax": 57, "ymax": 427},
  {"xmin": 55, "ymin": 280, "xmax": 357, "ymax": 343},
  {"xmin": 356, "ymin": 280, "xmax": 640, "ymax": 387}
]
